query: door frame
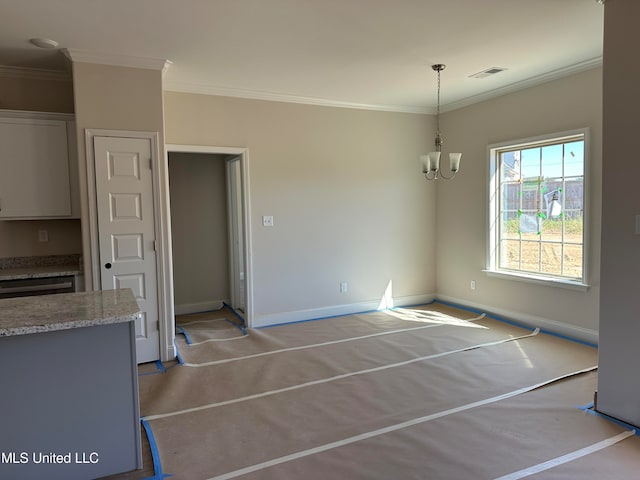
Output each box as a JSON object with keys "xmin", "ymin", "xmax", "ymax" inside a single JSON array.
[
  {"xmin": 225, "ymin": 155, "xmax": 245, "ymax": 313},
  {"xmin": 165, "ymin": 144, "xmax": 254, "ymax": 330},
  {"xmin": 85, "ymin": 129, "xmax": 173, "ymax": 361}
]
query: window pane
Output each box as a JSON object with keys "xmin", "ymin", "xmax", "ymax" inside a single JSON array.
[
  {"xmin": 521, "ymin": 182, "xmax": 541, "ymax": 212},
  {"xmin": 565, "ymin": 214, "xmax": 583, "ymax": 237},
  {"xmin": 501, "ymin": 211, "xmax": 519, "ymax": 239},
  {"xmin": 501, "ymin": 151, "xmax": 521, "ymax": 182},
  {"xmin": 563, "ymin": 244, "xmax": 583, "ymax": 278},
  {"xmin": 500, "ymin": 239, "xmax": 520, "ymax": 270},
  {"xmin": 521, "ymin": 147, "xmax": 540, "ymax": 178},
  {"xmin": 501, "ymin": 182, "xmax": 520, "ymax": 212},
  {"xmin": 541, "ymin": 144, "xmax": 563, "ymax": 178},
  {"xmin": 541, "ymin": 242, "xmax": 562, "ymax": 275},
  {"xmin": 540, "ymin": 217, "xmax": 562, "ymax": 241},
  {"xmin": 564, "ymin": 141, "xmax": 584, "ymax": 177},
  {"xmin": 519, "ymin": 240, "xmax": 540, "ymax": 273},
  {"xmin": 519, "ymin": 211, "xmax": 540, "ymax": 236},
  {"xmin": 564, "ymin": 179, "xmax": 584, "ymax": 210}
]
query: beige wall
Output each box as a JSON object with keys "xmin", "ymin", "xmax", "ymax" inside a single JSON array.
[
  {"xmin": 168, "ymin": 152, "xmax": 229, "ymax": 311},
  {"xmin": 71, "ymin": 62, "xmax": 166, "ymax": 288},
  {"xmin": 0, "ymin": 73, "xmax": 81, "ymax": 259},
  {"xmin": 597, "ymin": 0, "xmax": 640, "ymax": 426},
  {"xmin": 435, "ymin": 67, "xmax": 602, "ymax": 341},
  {"xmin": 0, "ymin": 220, "xmax": 82, "ymax": 257},
  {"xmin": 0, "ymin": 74, "xmax": 74, "ymax": 113},
  {"xmin": 164, "ymin": 93, "xmax": 435, "ymax": 324}
]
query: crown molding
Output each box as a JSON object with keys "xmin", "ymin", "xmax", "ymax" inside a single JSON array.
[
  {"xmin": 0, "ymin": 65, "xmax": 71, "ymax": 82},
  {"xmin": 163, "ymin": 81, "xmax": 432, "ymax": 115},
  {"xmin": 0, "ymin": 108, "xmax": 74, "ymax": 121},
  {"xmin": 63, "ymin": 48, "xmax": 172, "ymax": 74},
  {"xmin": 442, "ymin": 56, "xmax": 603, "ymax": 113}
]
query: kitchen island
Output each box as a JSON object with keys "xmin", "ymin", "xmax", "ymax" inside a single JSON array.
[{"xmin": 0, "ymin": 289, "xmax": 142, "ymax": 480}]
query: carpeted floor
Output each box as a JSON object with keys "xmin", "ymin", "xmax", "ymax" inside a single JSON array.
[{"xmin": 105, "ymin": 302, "xmax": 640, "ymax": 479}]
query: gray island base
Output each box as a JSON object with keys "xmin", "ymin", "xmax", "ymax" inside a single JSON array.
[{"xmin": 0, "ymin": 289, "xmax": 142, "ymax": 480}]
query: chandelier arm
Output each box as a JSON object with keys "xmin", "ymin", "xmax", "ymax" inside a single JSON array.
[{"xmin": 436, "ymin": 168, "xmax": 457, "ymax": 180}]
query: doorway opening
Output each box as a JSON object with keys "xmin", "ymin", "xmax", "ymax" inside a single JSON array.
[{"xmin": 165, "ymin": 145, "xmax": 252, "ymax": 342}]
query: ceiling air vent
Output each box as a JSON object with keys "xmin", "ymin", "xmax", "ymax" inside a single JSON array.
[{"xmin": 469, "ymin": 67, "xmax": 507, "ymax": 79}]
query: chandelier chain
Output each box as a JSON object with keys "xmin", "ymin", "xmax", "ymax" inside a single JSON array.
[{"xmin": 436, "ymin": 68, "xmax": 441, "ymax": 134}]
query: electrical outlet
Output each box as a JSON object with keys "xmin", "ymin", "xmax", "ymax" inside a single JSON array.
[
  {"xmin": 340, "ymin": 282, "xmax": 348, "ymax": 293},
  {"xmin": 262, "ymin": 215, "xmax": 274, "ymax": 227},
  {"xmin": 38, "ymin": 230, "xmax": 49, "ymax": 242},
  {"xmin": 470, "ymin": 280, "xmax": 476, "ymax": 290}
]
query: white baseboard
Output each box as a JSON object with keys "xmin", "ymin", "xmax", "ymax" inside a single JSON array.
[
  {"xmin": 436, "ymin": 294, "xmax": 599, "ymax": 346},
  {"xmin": 252, "ymin": 294, "xmax": 436, "ymax": 328},
  {"xmin": 174, "ymin": 300, "xmax": 225, "ymax": 316}
]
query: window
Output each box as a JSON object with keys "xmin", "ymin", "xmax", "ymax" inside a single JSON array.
[{"xmin": 487, "ymin": 130, "xmax": 588, "ymax": 288}]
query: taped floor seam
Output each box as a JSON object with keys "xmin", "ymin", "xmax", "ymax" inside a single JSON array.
[
  {"xmin": 203, "ymin": 366, "xmax": 597, "ymax": 480},
  {"xmin": 147, "ymin": 329, "xmax": 539, "ymax": 421},
  {"xmin": 182, "ymin": 312, "xmax": 488, "ymax": 367}
]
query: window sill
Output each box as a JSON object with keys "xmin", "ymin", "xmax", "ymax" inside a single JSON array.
[{"xmin": 483, "ymin": 269, "xmax": 590, "ymax": 292}]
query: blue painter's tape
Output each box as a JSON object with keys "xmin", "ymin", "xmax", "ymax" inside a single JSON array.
[
  {"xmin": 256, "ymin": 308, "xmax": 382, "ymax": 330},
  {"xmin": 155, "ymin": 359, "xmax": 167, "ymax": 373},
  {"xmin": 138, "ymin": 360, "xmax": 170, "ymax": 377},
  {"xmin": 223, "ymin": 317, "xmax": 247, "ymax": 336},
  {"xmin": 578, "ymin": 404, "xmax": 640, "ymax": 436},
  {"xmin": 141, "ymin": 418, "xmax": 173, "ymax": 479},
  {"xmin": 176, "ymin": 325, "xmax": 193, "ymax": 345},
  {"xmin": 434, "ymin": 299, "xmax": 597, "ymax": 349},
  {"xmin": 223, "ymin": 302, "xmax": 247, "ymax": 325}
]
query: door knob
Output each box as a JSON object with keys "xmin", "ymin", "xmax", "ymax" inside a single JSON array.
[{"xmin": 105, "ymin": 262, "xmax": 112, "ymax": 269}]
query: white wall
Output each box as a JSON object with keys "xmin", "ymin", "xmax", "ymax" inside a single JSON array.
[
  {"xmin": 597, "ymin": 0, "xmax": 640, "ymax": 427},
  {"xmin": 164, "ymin": 93, "xmax": 435, "ymax": 325},
  {"xmin": 168, "ymin": 152, "xmax": 229, "ymax": 313},
  {"xmin": 435, "ymin": 68, "xmax": 602, "ymax": 343}
]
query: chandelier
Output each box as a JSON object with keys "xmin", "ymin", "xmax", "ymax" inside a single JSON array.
[{"xmin": 420, "ymin": 64, "xmax": 462, "ymax": 180}]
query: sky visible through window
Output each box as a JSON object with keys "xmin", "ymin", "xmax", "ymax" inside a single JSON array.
[{"xmin": 516, "ymin": 140, "xmax": 584, "ymax": 179}]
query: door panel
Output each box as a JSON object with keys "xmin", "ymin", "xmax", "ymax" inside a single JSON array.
[{"xmin": 94, "ymin": 136, "xmax": 160, "ymax": 363}]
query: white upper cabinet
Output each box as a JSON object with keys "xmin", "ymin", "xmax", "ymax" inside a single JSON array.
[{"xmin": 0, "ymin": 111, "xmax": 78, "ymax": 220}]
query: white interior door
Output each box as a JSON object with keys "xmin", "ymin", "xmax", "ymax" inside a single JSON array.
[{"xmin": 93, "ymin": 136, "xmax": 160, "ymax": 363}]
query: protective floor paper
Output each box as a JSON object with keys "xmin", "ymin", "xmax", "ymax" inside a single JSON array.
[{"xmin": 114, "ymin": 303, "xmax": 640, "ymax": 479}]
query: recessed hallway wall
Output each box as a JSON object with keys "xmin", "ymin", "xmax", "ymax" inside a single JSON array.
[{"xmin": 168, "ymin": 152, "xmax": 229, "ymax": 314}]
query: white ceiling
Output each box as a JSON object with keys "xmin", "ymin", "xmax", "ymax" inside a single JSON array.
[{"xmin": 0, "ymin": 0, "xmax": 604, "ymax": 113}]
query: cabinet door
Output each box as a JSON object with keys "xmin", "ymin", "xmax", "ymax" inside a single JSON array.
[{"xmin": 0, "ymin": 117, "xmax": 71, "ymax": 218}]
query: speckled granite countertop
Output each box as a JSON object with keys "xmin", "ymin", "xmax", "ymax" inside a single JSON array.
[
  {"xmin": 0, "ymin": 289, "xmax": 141, "ymax": 337},
  {"xmin": 0, "ymin": 264, "xmax": 82, "ymax": 281},
  {"xmin": 0, "ymin": 254, "xmax": 82, "ymax": 281}
]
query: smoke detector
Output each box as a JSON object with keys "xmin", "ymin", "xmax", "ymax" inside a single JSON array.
[{"xmin": 29, "ymin": 38, "xmax": 59, "ymax": 49}]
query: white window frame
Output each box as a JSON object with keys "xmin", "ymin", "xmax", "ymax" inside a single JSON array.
[{"xmin": 486, "ymin": 128, "xmax": 590, "ymax": 291}]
